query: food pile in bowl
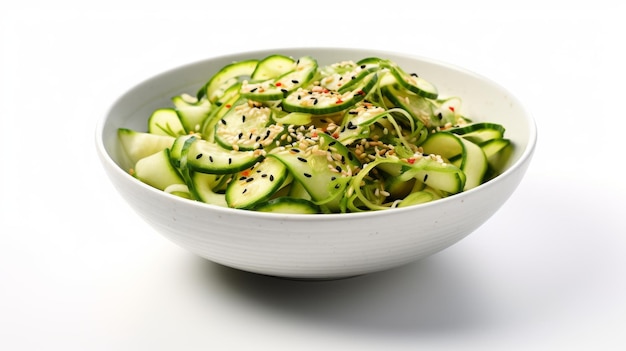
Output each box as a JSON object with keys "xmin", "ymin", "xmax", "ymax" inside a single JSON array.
[
  {"xmin": 97, "ymin": 48, "xmax": 535, "ymax": 278},
  {"xmin": 117, "ymin": 54, "xmax": 513, "ymax": 214}
]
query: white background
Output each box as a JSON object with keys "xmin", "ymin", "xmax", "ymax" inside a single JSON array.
[{"xmin": 2, "ymin": 2, "xmax": 625, "ymax": 350}]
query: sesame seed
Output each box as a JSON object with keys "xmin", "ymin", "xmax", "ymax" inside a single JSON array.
[
  {"xmin": 303, "ymin": 173, "xmax": 312, "ymax": 178},
  {"xmin": 209, "ymin": 155, "xmax": 214, "ymax": 162},
  {"xmin": 228, "ymin": 158, "xmax": 232, "ymax": 165},
  {"xmin": 423, "ymin": 174, "xmax": 429, "ymax": 182},
  {"xmin": 195, "ymin": 153, "xmax": 203, "ymax": 159},
  {"xmin": 246, "ymin": 177, "xmax": 254, "ymax": 183},
  {"xmin": 269, "ymin": 174, "xmax": 274, "ymax": 181},
  {"xmin": 220, "ymin": 119, "xmax": 227, "ymax": 125},
  {"xmin": 297, "ymin": 156, "xmax": 307, "ymax": 163}
]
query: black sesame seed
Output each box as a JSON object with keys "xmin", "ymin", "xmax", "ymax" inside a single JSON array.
[
  {"xmin": 331, "ymin": 176, "xmax": 337, "ymax": 181},
  {"xmin": 437, "ymin": 112, "xmax": 443, "ymax": 120},
  {"xmin": 242, "ymin": 189, "xmax": 247, "ymax": 194},
  {"xmin": 410, "ymin": 73, "xmax": 419, "ymax": 77},
  {"xmin": 195, "ymin": 153, "xmax": 203, "ymax": 159},
  {"xmin": 281, "ymin": 88, "xmax": 288, "ymax": 94},
  {"xmin": 423, "ymin": 174, "xmax": 429, "ymax": 182},
  {"xmin": 328, "ymin": 141, "xmax": 336, "ymax": 146},
  {"xmin": 220, "ymin": 119, "xmax": 227, "ymax": 125},
  {"xmin": 242, "ymin": 115, "xmax": 246, "ymax": 123},
  {"xmin": 228, "ymin": 158, "xmax": 232, "ymax": 165},
  {"xmin": 269, "ymin": 174, "xmax": 274, "ymax": 181},
  {"xmin": 303, "ymin": 173, "xmax": 312, "ymax": 178},
  {"xmin": 238, "ymin": 132, "xmax": 244, "ymax": 139},
  {"xmin": 297, "ymin": 157, "xmax": 307, "ymax": 163},
  {"xmin": 246, "ymin": 177, "xmax": 254, "ymax": 183},
  {"xmin": 250, "ymin": 87, "xmax": 258, "ymax": 93},
  {"xmin": 209, "ymin": 155, "xmax": 214, "ymax": 162},
  {"xmin": 313, "ymin": 98, "xmax": 318, "ymax": 105},
  {"xmin": 291, "ymin": 79, "xmax": 299, "ymax": 84},
  {"xmin": 335, "ymin": 166, "xmax": 342, "ymax": 172},
  {"xmin": 239, "ymin": 176, "xmax": 247, "ymax": 181},
  {"xmin": 261, "ymin": 174, "xmax": 268, "ymax": 178}
]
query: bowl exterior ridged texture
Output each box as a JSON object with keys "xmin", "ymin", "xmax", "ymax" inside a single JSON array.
[{"xmin": 97, "ymin": 48, "xmax": 536, "ymax": 279}]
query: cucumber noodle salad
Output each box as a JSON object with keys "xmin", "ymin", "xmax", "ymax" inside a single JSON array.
[{"xmin": 118, "ymin": 54, "xmax": 512, "ymax": 214}]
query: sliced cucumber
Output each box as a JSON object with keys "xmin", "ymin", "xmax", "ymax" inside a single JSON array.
[
  {"xmin": 397, "ymin": 155, "xmax": 466, "ymax": 194},
  {"xmin": 118, "ymin": 128, "xmax": 175, "ymax": 166},
  {"xmin": 189, "ymin": 172, "xmax": 228, "ymax": 207},
  {"xmin": 282, "ymin": 71, "xmax": 378, "ymax": 115},
  {"xmin": 148, "ymin": 108, "xmax": 186, "ymax": 137},
  {"xmin": 251, "ymin": 54, "xmax": 296, "ymax": 81},
  {"xmin": 226, "ymin": 156, "xmax": 288, "ymax": 209},
  {"xmin": 420, "ymin": 131, "xmax": 464, "ymax": 161},
  {"xmin": 214, "ymin": 98, "xmax": 283, "ymax": 151},
  {"xmin": 454, "ymin": 137, "xmax": 488, "ymax": 190},
  {"xmin": 268, "ymin": 144, "xmax": 352, "ymax": 209},
  {"xmin": 241, "ymin": 55, "xmax": 318, "ymax": 101},
  {"xmin": 449, "ymin": 122, "xmax": 506, "ymax": 144},
  {"xmin": 387, "ymin": 63, "xmax": 438, "ymax": 100},
  {"xmin": 171, "ymin": 93, "xmax": 211, "ymax": 133},
  {"xmin": 253, "ymin": 197, "xmax": 320, "ymax": 214},
  {"xmin": 200, "ymin": 59, "xmax": 259, "ymax": 102},
  {"xmin": 186, "ymin": 138, "xmax": 264, "ymax": 174},
  {"xmin": 134, "ymin": 149, "xmax": 187, "ymax": 193}
]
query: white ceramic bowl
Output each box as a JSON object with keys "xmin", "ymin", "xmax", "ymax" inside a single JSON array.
[{"xmin": 96, "ymin": 48, "xmax": 536, "ymax": 279}]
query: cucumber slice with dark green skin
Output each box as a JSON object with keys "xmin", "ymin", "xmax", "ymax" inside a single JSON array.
[
  {"xmin": 226, "ymin": 156, "xmax": 288, "ymax": 209},
  {"xmin": 171, "ymin": 94, "xmax": 211, "ymax": 133},
  {"xmin": 397, "ymin": 155, "xmax": 466, "ymax": 194},
  {"xmin": 251, "ymin": 54, "xmax": 296, "ymax": 81},
  {"xmin": 282, "ymin": 71, "xmax": 379, "ymax": 115},
  {"xmin": 148, "ymin": 108, "xmax": 186, "ymax": 137},
  {"xmin": 253, "ymin": 197, "xmax": 320, "ymax": 214},
  {"xmin": 387, "ymin": 63, "xmax": 438, "ymax": 100},
  {"xmin": 420, "ymin": 131, "xmax": 465, "ymax": 161},
  {"xmin": 191, "ymin": 172, "xmax": 228, "ymax": 207},
  {"xmin": 214, "ymin": 98, "xmax": 284, "ymax": 151},
  {"xmin": 448, "ymin": 122, "xmax": 506, "ymax": 144},
  {"xmin": 241, "ymin": 56, "xmax": 318, "ymax": 101},
  {"xmin": 199, "ymin": 59, "xmax": 259, "ymax": 102},
  {"xmin": 268, "ymin": 143, "xmax": 353, "ymax": 211},
  {"xmin": 454, "ymin": 136, "xmax": 488, "ymax": 190},
  {"xmin": 186, "ymin": 138, "xmax": 264, "ymax": 174}
]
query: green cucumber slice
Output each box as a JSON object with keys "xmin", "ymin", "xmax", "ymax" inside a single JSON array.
[
  {"xmin": 200, "ymin": 59, "xmax": 259, "ymax": 102},
  {"xmin": 214, "ymin": 98, "xmax": 283, "ymax": 151},
  {"xmin": 148, "ymin": 108, "xmax": 186, "ymax": 137},
  {"xmin": 186, "ymin": 138, "xmax": 264, "ymax": 174},
  {"xmin": 134, "ymin": 149, "xmax": 187, "ymax": 194},
  {"xmin": 282, "ymin": 71, "xmax": 378, "ymax": 115},
  {"xmin": 171, "ymin": 93, "xmax": 212, "ymax": 133},
  {"xmin": 253, "ymin": 197, "xmax": 320, "ymax": 214},
  {"xmin": 226, "ymin": 156, "xmax": 288, "ymax": 209},
  {"xmin": 118, "ymin": 128, "xmax": 175, "ymax": 166},
  {"xmin": 251, "ymin": 54, "xmax": 296, "ymax": 81}
]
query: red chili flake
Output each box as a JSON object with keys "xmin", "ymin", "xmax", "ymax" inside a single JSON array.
[
  {"xmin": 332, "ymin": 132, "xmax": 340, "ymax": 139},
  {"xmin": 448, "ymin": 106, "xmax": 455, "ymax": 112},
  {"xmin": 225, "ymin": 104, "xmax": 232, "ymax": 108},
  {"xmin": 336, "ymin": 99, "xmax": 343, "ymax": 104},
  {"xmin": 407, "ymin": 158, "xmax": 416, "ymax": 164},
  {"xmin": 357, "ymin": 90, "xmax": 365, "ymax": 96},
  {"xmin": 310, "ymin": 130, "xmax": 318, "ymax": 138},
  {"xmin": 275, "ymin": 82, "xmax": 282, "ymax": 87},
  {"xmin": 323, "ymin": 88, "xmax": 330, "ymax": 94},
  {"xmin": 241, "ymin": 169, "xmax": 251, "ymax": 177}
]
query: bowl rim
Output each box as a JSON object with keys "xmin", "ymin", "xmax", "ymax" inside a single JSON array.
[{"xmin": 95, "ymin": 47, "xmax": 537, "ymax": 221}]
